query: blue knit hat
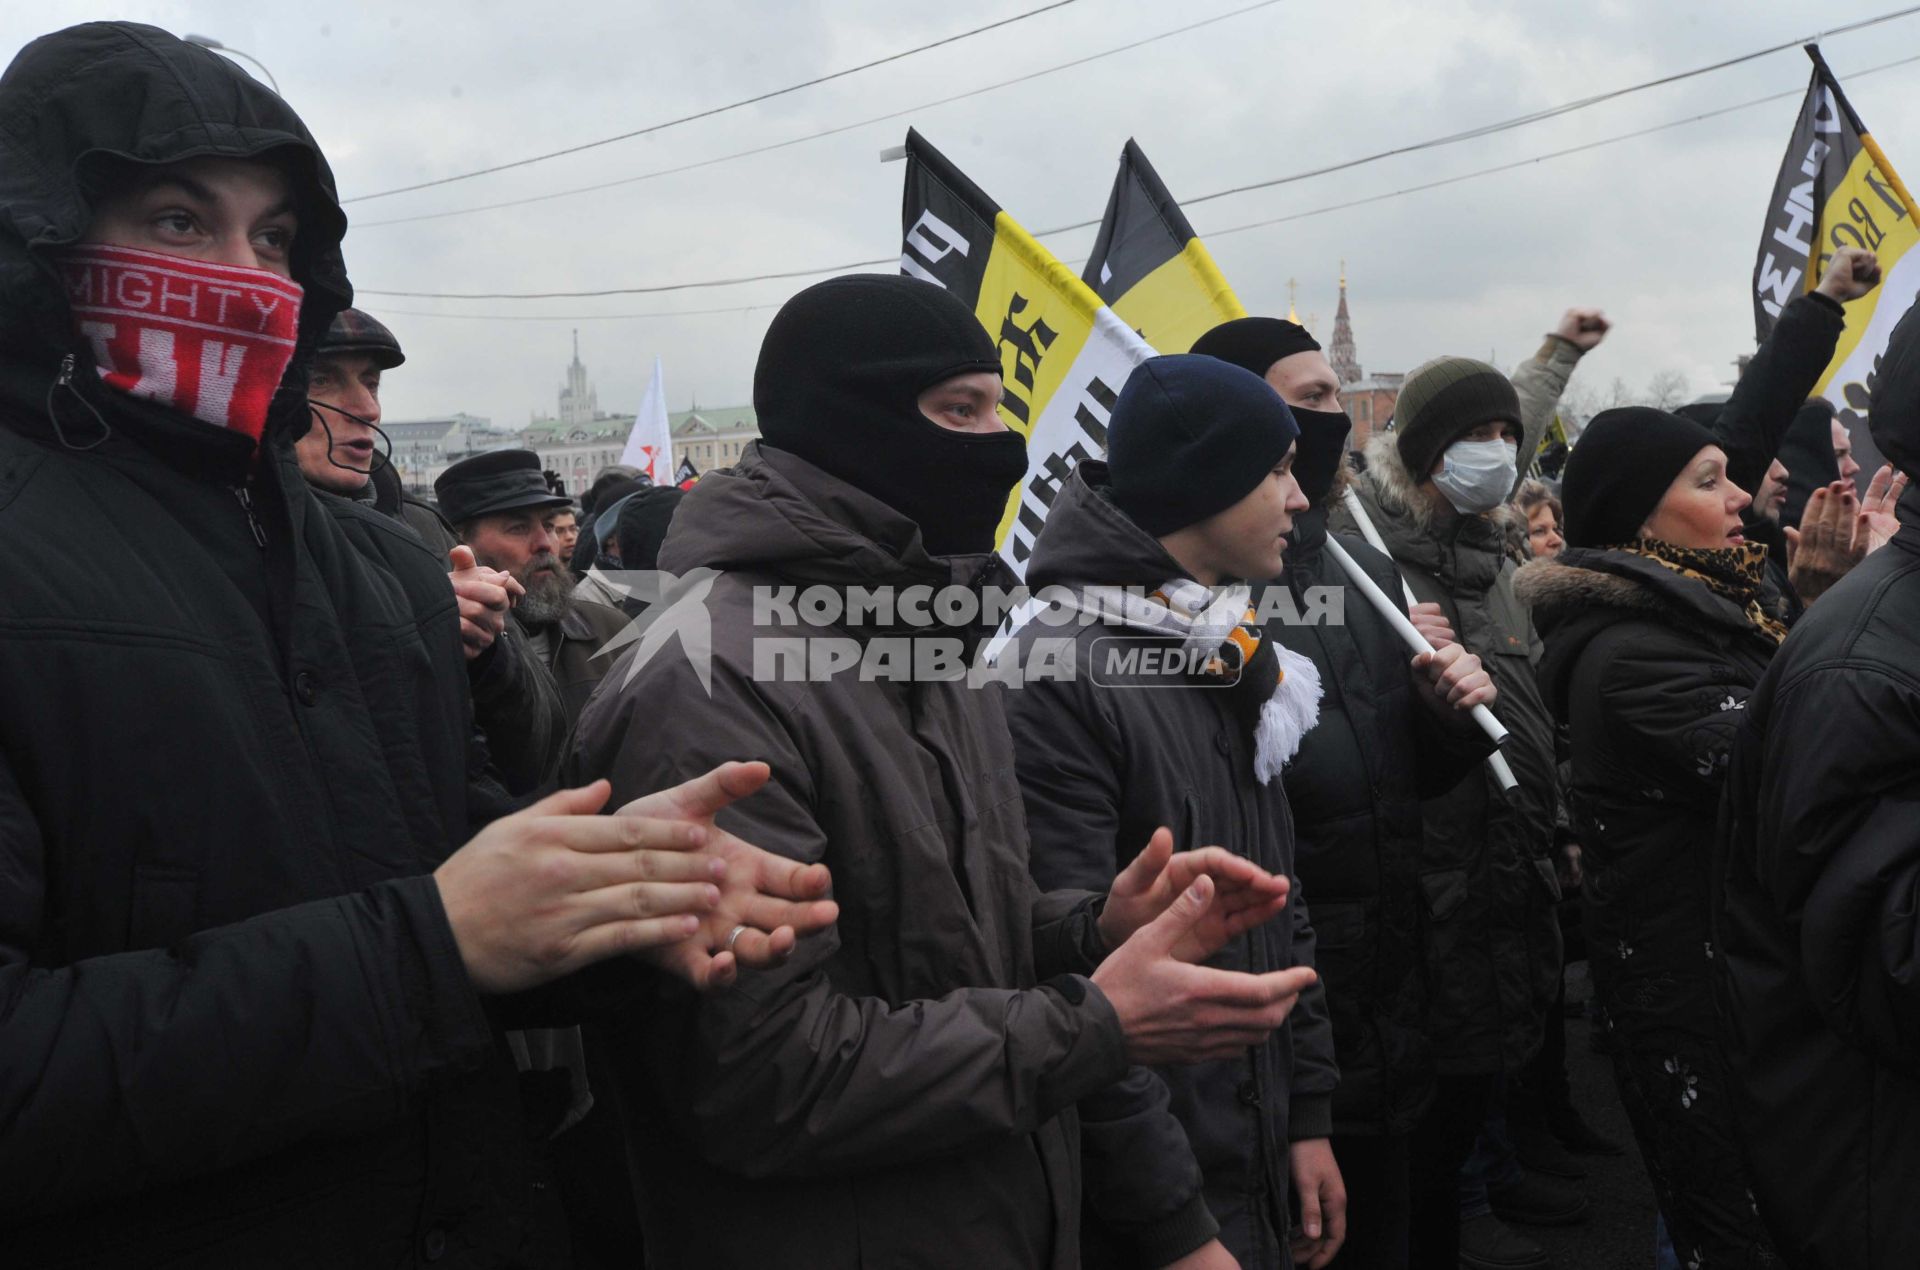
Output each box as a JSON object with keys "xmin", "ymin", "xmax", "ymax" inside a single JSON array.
[{"xmin": 1107, "ymin": 354, "xmax": 1301, "ymax": 535}]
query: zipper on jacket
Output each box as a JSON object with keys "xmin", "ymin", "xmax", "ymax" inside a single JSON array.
[{"xmin": 233, "ymin": 485, "xmax": 267, "ymax": 548}]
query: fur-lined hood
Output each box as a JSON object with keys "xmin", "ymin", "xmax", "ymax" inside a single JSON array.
[
  {"xmin": 1514, "ymin": 550, "xmax": 1751, "ymax": 636},
  {"xmin": 1517, "ymin": 548, "xmax": 1763, "ymax": 718}
]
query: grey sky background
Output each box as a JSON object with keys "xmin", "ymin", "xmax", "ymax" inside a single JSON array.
[{"xmin": 11, "ymin": 1, "xmax": 1919, "ymax": 426}]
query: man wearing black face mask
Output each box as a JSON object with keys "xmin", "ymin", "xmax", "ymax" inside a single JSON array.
[
  {"xmin": 570, "ymin": 274, "xmax": 1327, "ymax": 1268},
  {"xmin": 1193, "ymin": 318, "xmax": 1498, "ymax": 1269}
]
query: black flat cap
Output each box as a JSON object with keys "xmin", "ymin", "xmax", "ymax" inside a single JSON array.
[
  {"xmin": 436, "ymin": 449, "xmax": 572, "ymax": 525},
  {"xmin": 318, "ymin": 308, "xmax": 406, "ymax": 369}
]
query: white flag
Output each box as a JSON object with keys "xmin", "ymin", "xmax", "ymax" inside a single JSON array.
[{"xmin": 619, "ymin": 356, "xmax": 674, "ymax": 484}]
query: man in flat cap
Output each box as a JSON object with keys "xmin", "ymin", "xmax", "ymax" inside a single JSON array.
[{"xmin": 439, "ymin": 449, "xmax": 631, "ymax": 733}]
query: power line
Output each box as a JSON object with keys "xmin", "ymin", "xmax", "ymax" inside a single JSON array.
[
  {"xmin": 357, "ymin": 23, "xmax": 1920, "ymax": 303},
  {"xmin": 372, "ymin": 46, "xmax": 1920, "ymax": 323},
  {"xmin": 343, "ymin": 0, "xmax": 1080, "ymax": 204},
  {"xmin": 1197, "ymin": 49, "xmax": 1920, "ymax": 241},
  {"xmin": 378, "ymin": 303, "xmax": 780, "ymax": 321},
  {"xmin": 1031, "ymin": 1, "xmax": 1920, "ymax": 237},
  {"xmin": 353, "ymin": 0, "xmax": 1285, "ymax": 230}
]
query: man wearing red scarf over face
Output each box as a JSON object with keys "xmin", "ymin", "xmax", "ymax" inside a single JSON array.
[{"xmin": 0, "ymin": 23, "xmax": 836, "ymax": 1265}]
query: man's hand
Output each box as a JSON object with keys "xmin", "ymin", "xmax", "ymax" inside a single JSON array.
[
  {"xmin": 1786, "ymin": 481, "xmax": 1865, "ymax": 603},
  {"xmin": 1817, "ymin": 246, "xmax": 1881, "ymax": 303},
  {"xmin": 435, "ymin": 781, "xmax": 726, "ymax": 994},
  {"xmin": 1552, "ymin": 307, "xmax": 1610, "ymax": 353},
  {"xmin": 449, "ymin": 544, "xmax": 523, "ymax": 660},
  {"xmin": 615, "ymin": 761, "xmax": 838, "ymax": 991},
  {"xmin": 1097, "ymin": 828, "xmax": 1290, "ymax": 961},
  {"xmin": 1092, "ymin": 876, "xmax": 1318, "ymax": 1066},
  {"xmin": 1411, "ymin": 641, "xmax": 1495, "ymax": 712},
  {"xmin": 1407, "ymin": 600, "xmax": 1456, "ymax": 649},
  {"xmin": 1160, "ymin": 1238, "xmax": 1239, "ymax": 1270},
  {"xmin": 1857, "ymin": 463, "xmax": 1908, "ymax": 556},
  {"xmin": 1288, "ymin": 1138, "xmax": 1348, "ymax": 1269}
]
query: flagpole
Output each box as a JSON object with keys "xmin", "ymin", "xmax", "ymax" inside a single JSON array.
[
  {"xmin": 1806, "ymin": 43, "xmax": 1920, "ymax": 222},
  {"xmin": 1334, "ymin": 488, "xmax": 1520, "ymax": 793}
]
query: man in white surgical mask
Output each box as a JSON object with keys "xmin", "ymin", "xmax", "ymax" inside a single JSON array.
[{"xmin": 1330, "ymin": 346, "xmax": 1595, "ymax": 1266}]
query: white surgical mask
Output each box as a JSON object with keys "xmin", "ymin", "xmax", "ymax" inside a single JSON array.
[{"xmin": 1432, "ymin": 437, "xmax": 1518, "ymax": 514}]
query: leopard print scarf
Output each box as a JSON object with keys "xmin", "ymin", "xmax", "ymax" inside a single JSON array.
[{"xmin": 1618, "ymin": 539, "xmax": 1788, "ymax": 645}]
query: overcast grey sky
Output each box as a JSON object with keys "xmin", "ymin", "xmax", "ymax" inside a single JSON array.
[{"xmin": 11, "ymin": 1, "xmax": 1919, "ymax": 425}]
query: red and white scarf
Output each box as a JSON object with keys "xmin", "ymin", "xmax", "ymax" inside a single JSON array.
[{"xmin": 58, "ymin": 244, "xmax": 303, "ymax": 445}]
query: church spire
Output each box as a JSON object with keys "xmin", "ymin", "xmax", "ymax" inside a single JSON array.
[{"xmin": 1329, "ymin": 263, "xmax": 1361, "ymax": 385}]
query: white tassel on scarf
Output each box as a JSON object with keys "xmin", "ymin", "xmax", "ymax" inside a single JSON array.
[
  {"xmin": 1255, "ymin": 643, "xmax": 1322, "ymax": 785},
  {"xmin": 1064, "ymin": 579, "xmax": 1322, "ymax": 785}
]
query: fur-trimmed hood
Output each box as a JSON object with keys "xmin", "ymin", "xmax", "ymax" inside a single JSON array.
[
  {"xmin": 1517, "ymin": 547, "xmax": 1762, "ymax": 718},
  {"xmin": 1515, "ymin": 549, "xmax": 1752, "ymax": 635}
]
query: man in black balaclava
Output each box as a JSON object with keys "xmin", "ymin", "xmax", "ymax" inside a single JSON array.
[
  {"xmin": 570, "ymin": 273, "xmax": 1324, "ymax": 1269},
  {"xmin": 752, "ymin": 272, "xmax": 1031, "ymax": 557},
  {"xmin": 1193, "ymin": 316, "xmax": 1507, "ymax": 1269}
]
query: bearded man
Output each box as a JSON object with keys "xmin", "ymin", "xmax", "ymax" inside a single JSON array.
[{"xmin": 438, "ymin": 448, "xmax": 630, "ymax": 728}]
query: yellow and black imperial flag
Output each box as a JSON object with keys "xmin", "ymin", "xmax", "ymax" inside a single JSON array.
[
  {"xmin": 1083, "ymin": 139, "xmax": 1245, "ymax": 353},
  {"xmin": 1754, "ymin": 45, "xmax": 1920, "ymax": 456},
  {"xmin": 898, "ymin": 128, "xmax": 1152, "ymax": 571}
]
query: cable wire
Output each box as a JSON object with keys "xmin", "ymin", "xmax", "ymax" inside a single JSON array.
[
  {"xmin": 343, "ymin": 0, "xmax": 1080, "ymax": 203},
  {"xmin": 357, "ymin": 32, "xmax": 1920, "ymax": 303},
  {"xmin": 352, "ymin": 0, "xmax": 1284, "ymax": 229}
]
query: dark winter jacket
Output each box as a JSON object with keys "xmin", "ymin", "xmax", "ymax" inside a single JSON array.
[
  {"xmin": 1714, "ymin": 292, "xmax": 1846, "ymax": 510},
  {"xmin": 1517, "ymin": 550, "xmax": 1775, "ymax": 1015},
  {"xmin": 520, "ymin": 599, "xmax": 630, "ymax": 728},
  {"xmin": 1005, "ymin": 463, "xmax": 1338, "ymax": 1269},
  {"xmin": 358, "ymin": 463, "xmax": 567, "ymax": 794},
  {"xmin": 1333, "ymin": 436, "xmax": 1562, "ymax": 1075},
  {"xmin": 1268, "ymin": 502, "xmax": 1493, "ymax": 1136},
  {"xmin": 1716, "ymin": 483, "xmax": 1920, "ymax": 1269},
  {"xmin": 567, "ymin": 443, "xmax": 1128, "ymax": 1269},
  {"xmin": 0, "ymin": 23, "xmax": 558, "ymax": 1267},
  {"xmin": 465, "ymin": 617, "xmax": 569, "ymax": 794}
]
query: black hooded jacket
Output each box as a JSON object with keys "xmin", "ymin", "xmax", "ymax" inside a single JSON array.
[
  {"xmin": 1516, "ymin": 550, "xmax": 1775, "ymax": 1008},
  {"xmin": 1265, "ymin": 503, "xmax": 1492, "ymax": 1136},
  {"xmin": 1006, "ymin": 463, "xmax": 1337, "ymax": 1269},
  {"xmin": 0, "ymin": 25, "xmax": 557, "ymax": 1266},
  {"xmin": 1334, "ymin": 436, "xmax": 1564, "ymax": 1075},
  {"xmin": 1716, "ymin": 445, "xmax": 1920, "ymax": 1263}
]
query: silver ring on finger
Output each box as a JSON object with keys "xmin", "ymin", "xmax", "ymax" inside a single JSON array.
[{"xmin": 726, "ymin": 924, "xmax": 750, "ymax": 952}]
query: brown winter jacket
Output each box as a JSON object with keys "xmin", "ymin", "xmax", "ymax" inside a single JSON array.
[{"xmin": 567, "ymin": 443, "xmax": 1129, "ymax": 1268}]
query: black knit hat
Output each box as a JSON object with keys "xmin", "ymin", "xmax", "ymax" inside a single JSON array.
[
  {"xmin": 1107, "ymin": 354, "xmax": 1300, "ymax": 536},
  {"xmin": 1189, "ymin": 316, "xmax": 1321, "ymax": 372},
  {"xmin": 615, "ymin": 485, "xmax": 687, "ymax": 571},
  {"xmin": 1393, "ymin": 356, "xmax": 1522, "ymax": 482},
  {"xmin": 1191, "ymin": 315, "xmax": 1349, "ymax": 507},
  {"xmin": 1561, "ymin": 407, "xmax": 1721, "ymax": 548}
]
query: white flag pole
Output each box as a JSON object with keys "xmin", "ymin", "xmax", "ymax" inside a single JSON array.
[{"xmin": 1333, "ymin": 488, "xmax": 1519, "ymax": 792}]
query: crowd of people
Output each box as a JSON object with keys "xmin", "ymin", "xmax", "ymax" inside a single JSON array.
[{"xmin": 2, "ymin": 20, "xmax": 1917, "ymax": 1270}]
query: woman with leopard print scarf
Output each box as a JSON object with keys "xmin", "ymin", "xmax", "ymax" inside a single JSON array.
[{"xmin": 1514, "ymin": 407, "xmax": 1785, "ymax": 1269}]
